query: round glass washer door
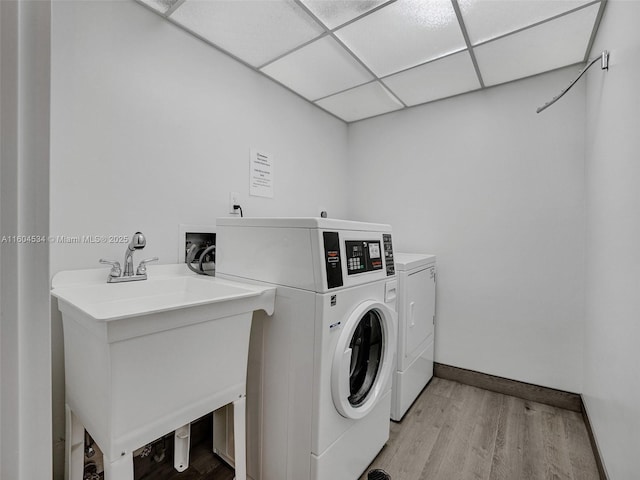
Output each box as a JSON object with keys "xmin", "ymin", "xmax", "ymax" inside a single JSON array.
[{"xmin": 331, "ymin": 300, "xmax": 396, "ymax": 420}]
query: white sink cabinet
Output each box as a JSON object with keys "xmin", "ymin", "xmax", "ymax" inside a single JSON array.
[{"xmin": 52, "ymin": 264, "xmax": 275, "ymax": 480}]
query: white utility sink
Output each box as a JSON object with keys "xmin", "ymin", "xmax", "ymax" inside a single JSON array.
[
  {"xmin": 52, "ymin": 264, "xmax": 275, "ymax": 480},
  {"xmin": 53, "ymin": 264, "xmax": 270, "ymax": 320}
]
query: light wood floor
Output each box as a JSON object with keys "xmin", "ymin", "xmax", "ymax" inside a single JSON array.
[
  {"xmin": 132, "ymin": 377, "xmax": 599, "ymax": 480},
  {"xmin": 361, "ymin": 378, "xmax": 599, "ymax": 480}
]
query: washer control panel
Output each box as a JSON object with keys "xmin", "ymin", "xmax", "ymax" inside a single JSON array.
[{"xmin": 345, "ymin": 240, "xmax": 383, "ymax": 275}]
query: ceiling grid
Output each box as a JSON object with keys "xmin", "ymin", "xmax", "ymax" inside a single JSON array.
[
  {"xmin": 451, "ymin": 0, "xmax": 485, "ymax": 88},
  {"xmin": 136, "ymin": 0, "xmax": 607, "ymax": 123}
]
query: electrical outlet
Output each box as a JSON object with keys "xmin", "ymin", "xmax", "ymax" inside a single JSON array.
[{"xmin": 229, "ymin": 192, "xmax": 239, "ymax": 214}]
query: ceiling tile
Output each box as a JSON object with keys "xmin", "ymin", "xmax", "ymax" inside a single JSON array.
[
  {"xmin": 138, "ymin": 0, "xmax": 181, "ymax": 15},
  {"xmin": 384, "ymin": 51, "xmax": 481, "ymax": 106},
  {"xmin": 261, "ymin": 36, "xmax": 373, "ymax": 101},
  {"xmin": 335, "ymin": 0, "xmax": 466, "ymax": 77},
  {"xmin": 299, "ymin": 0, "xmax": 390, "ymax": 30},
  {"xmin": 474, "ymin": 4, "xmax": 600, "ymax": 87},
  {"xmin": 315, "ymin": 82, "xmax": 403, "ymax": 122},
  {"xmin": 170, "ymin": 0, "xmax": 325, "ymax": 67},
  {"xmin": 459, "ymin": 0, "xmax": 594, "ymax": 45}
]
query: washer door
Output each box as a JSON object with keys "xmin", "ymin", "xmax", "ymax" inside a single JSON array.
[{"xmin": 331, "ymin": 300, "xmax": 396, "ymax": 419}]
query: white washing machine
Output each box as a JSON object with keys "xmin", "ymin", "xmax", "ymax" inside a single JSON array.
[
  {"xmin": 391, "ymin": 253, "xmax": 436, "ymax": 421},
  {"xmin": 215, "ymin": 217, "xmax": 398, "ymax": 480}
]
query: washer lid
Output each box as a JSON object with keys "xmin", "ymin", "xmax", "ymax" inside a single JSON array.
[
  {"xmin": 216, "ymin": 216, "xmax": 391, "ymax": 232},
  {"xmin": 394, "ymin": 253, "xmax": 436, "ymax": 271}
]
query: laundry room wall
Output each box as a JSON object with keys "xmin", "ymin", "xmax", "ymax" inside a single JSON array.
[
  {"xmin": 583, "ymin": 0, "xmax": 640, "ymax": 477},
  {"xmin": 50, "ymin": 0, "xmax": 349, "ymax": 275},
  {"xmin": 50, "ymin": 1, "xmax": 348, "ymax": 476},
  {"xmin": 347, "ymin": 67, "xmax": 586, "ymax": 393}
]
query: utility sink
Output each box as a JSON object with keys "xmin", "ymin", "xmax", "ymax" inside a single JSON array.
[
  {"xmin": 52, "ymin": 263, "xmax": 273, "ymax": 320},
  {"xmin": 54, "ymin": 275, "xmax": 262, "ymax": 319},
  {"xmin": 53, "ymin": 265, "xmax": 274, "ymax": 341},
  {"xmin": 52, "ymin": 264, "xmax": 275, "ymax": 480}
]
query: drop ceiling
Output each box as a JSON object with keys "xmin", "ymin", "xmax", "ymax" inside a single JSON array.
[{"xmin": 137, "ymin": 0, "xmax": 606, "ymax": 123}]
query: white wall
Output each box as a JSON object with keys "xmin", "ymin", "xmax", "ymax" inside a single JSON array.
[
  {"xmin": 50, "ymin": 1, "xmax": 348, "ymax": 477},
  {"xmin": 347, "ymin": 68, "xmax": 586, "ymax": 392},
  {"xmin": 584, "ymin": 1, "xmax": 640, "ymax": 478},
  {"xmin": 51, "ymin": 0, "xmax": 349, "ymax": 276}
]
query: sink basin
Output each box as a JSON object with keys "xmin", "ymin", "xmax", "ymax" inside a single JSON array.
[
  {"xmin": 53, "ymin": 276, "xmax": 262, "ymax": 320},
  {"xmin": 53, "ymin": 264, "xmax": 273, "ymax": 321},
  {"xmin": 52, "ymin": 264, "xmax": 275, "ymax": 478},
  {"xmin": 52, "ymin": 264, "xmax": 275, "ymax": 341}
]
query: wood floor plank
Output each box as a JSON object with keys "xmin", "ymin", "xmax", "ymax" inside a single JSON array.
[
  {"xmin": 425, "ymin": 376, "xmax": 457, "ymax": 398},
  {"xmin": 363, "ymin": 379, "xmax": 600, "ymax": 480},
  {"xmin": 460, "ymin": 389, "xmax": 502, "ymax": 480},
  {"xmin": 541, "ymin": 407, "xmax": 574, "ymax": 480},
  {"xmin": 416, "ymin": 382, "xmax": 472, "ymax": 479},
  {"xmin": 522, "ymin": 401, "xmax": 550, "ymax": 480},
  {"xmin": 563, "ymin": 411, "xmax": 600, "ymax": 480},
  {"xmin": 386, "ymin": 393, "xmax": 450, "ymax": 479},
  {"xmin": 429, "ymin": 385, "xmax": 491, "ymax": 479},
  {"xmin": 359, "ymin": 383, "xmax": 451, "ymax": 480},
  {"xmin": 489, "ymin": 395, "xmax": 525, "ymax": 480}
]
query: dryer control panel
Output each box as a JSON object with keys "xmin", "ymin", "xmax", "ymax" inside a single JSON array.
[
  {"xmin": 383, "ymin": 233, "xmax": 395, "ymax": 276},
  {"xmin": 345, "ymin": 240, "xmax": 383, "ymax": 275}
]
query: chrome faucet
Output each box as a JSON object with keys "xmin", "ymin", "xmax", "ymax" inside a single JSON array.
[
  {"xmin": 99, "ymin": 231, "xmax": 158, "ymax": 283},
  {"xmin": 124, "ymin": 232, "xmax": 146, "ymax": 276}
]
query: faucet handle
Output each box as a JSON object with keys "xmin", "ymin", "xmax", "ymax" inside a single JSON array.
[
  {"xmin": 137, "ymin": 257, "xmax": 159, "ymax": 275},
  {"xmin": 99, "ymin": 259, "xmax": 121, "ymax": 278}
]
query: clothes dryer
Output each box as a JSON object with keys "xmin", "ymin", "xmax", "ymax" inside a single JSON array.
[
  {"xmin": 391, "ymin": 253, "xmax": 436, "ymax": 421},
  {"xmin": 216, "ymin": 218, "xmax": 398, "ymax": 480}
]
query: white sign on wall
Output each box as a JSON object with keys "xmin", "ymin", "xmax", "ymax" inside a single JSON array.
[{"xmin": 249, "ymin": 148, "xmax": 274, "ymax": 198}]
